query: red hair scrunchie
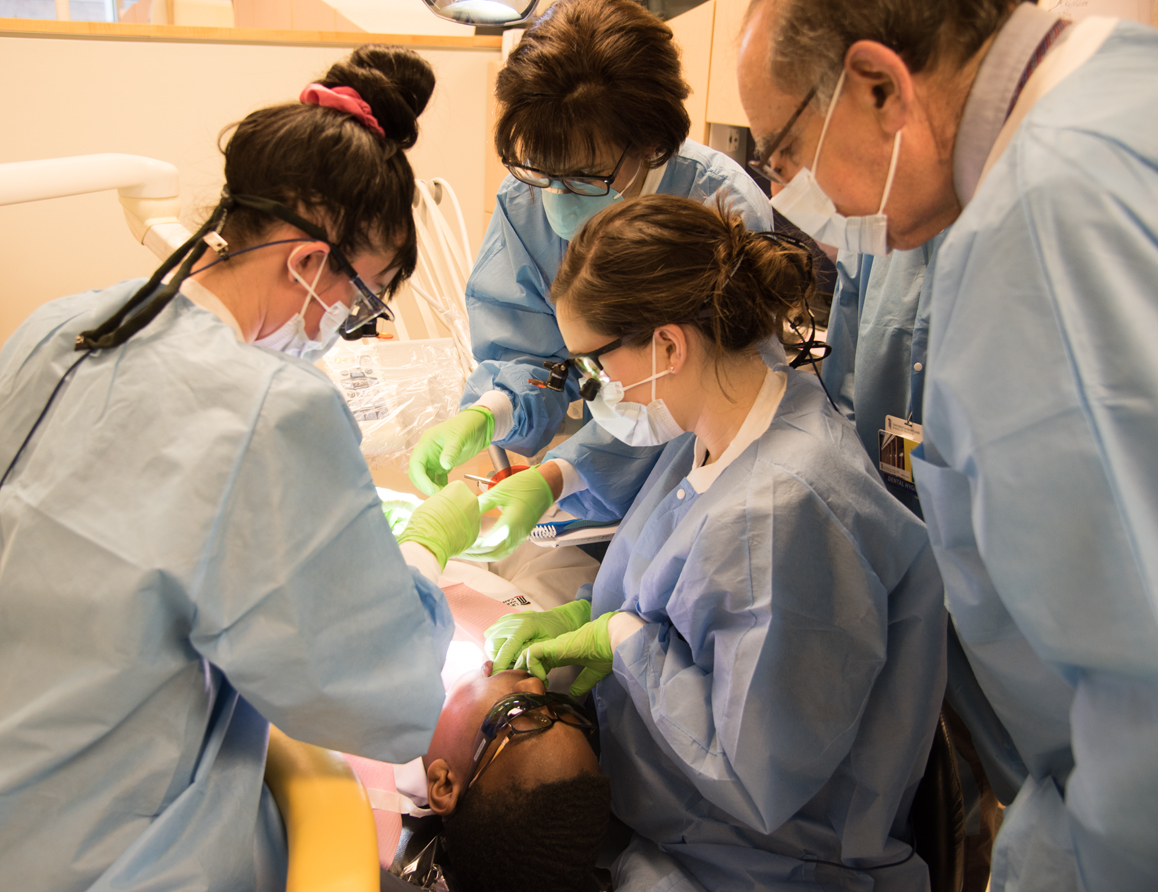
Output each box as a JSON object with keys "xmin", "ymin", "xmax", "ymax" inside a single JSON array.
[{"xmin": 299, "ymin": 83, "xmax": 386, "ymax": 139}]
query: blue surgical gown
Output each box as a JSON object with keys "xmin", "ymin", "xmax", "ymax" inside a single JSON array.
[
  {"xmin": 461, "ymin": 139, "xmax": 774, "ymax": 457},
  {"xmin": 822, "ymin": 235, "xmax": 946, "ymax": 516},
  {"xmin": 586, "ymin": 370, "xmax": 947, "ymax": 891},
  {"xmin": 0, "ymin": 281, "xmax": 454, "ymax": 891},
  {"xmin": 913, "ymin": 21, "xmax": 1158, "ymax": 892},
  {"xmin": 824, "ymin": 239, "xmax": 1029, "ymax": 807}
]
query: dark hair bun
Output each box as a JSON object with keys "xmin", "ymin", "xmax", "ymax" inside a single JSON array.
[{"xmin": 320, "ymin": 45, "xmax": 435, "ymax": 148}]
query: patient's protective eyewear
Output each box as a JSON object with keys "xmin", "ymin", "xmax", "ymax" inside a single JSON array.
[{"xmin": 467, "ymin": 692, "xmax": 595, "ymax": 789}]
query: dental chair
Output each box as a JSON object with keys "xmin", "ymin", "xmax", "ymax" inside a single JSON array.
[
  {"xmin": 266, "ymin": 727, "xmax": 383, "ymax": 892},
  {"xmin": 911, "ymin": 714, "xmax": 967, "ymax": 892}
]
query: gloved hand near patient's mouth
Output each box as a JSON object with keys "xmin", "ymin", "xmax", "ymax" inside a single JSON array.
[
  {"xmin": 408, "ymin": 407, "xmax": 495, "ymax": 495},
  {"xmin": 396, "ymin": 481, "xmax": 481, "ymax": 570},
  {"xmin": 379, "ymin": 490, "xmax": 422, "ymax": 536},
  {"xmin": 485, "ymin": 598, "xmax": 592, "ymax": 671},
  {"xmin": 463, "ymin": 466, "xmax": 554, "ymax": 562},
  {"xmin": 516, "ymin": 611, "xmax": 619, "ymax": 698}
]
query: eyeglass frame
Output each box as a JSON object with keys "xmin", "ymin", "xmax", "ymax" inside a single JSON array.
[
  {"xmin": 329, "ymin": 246, "xmax": 396, "ymax": 334},
  {"xmin": 466, "ymin": 692, "xmax": 596, "ymax": 790},
  {"xmin": 188, "ymin": 233, "xmax": 394, "ymax": 336},
  {"xmin": 220, "ymin": 192, "xmax": 396, "ymax": 335},
  {"xmin": 502, "ymin": 147, "xmax": 632, "ymax": 197},
  {"xmin": 748, "ymin": 86, "xmax": 818, "ymax": 187},
  {"xmin": 566, "ymin": 335, "xmax": 632, "ymax": 401}
]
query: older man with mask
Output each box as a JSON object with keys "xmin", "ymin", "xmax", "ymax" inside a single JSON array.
[{"xmin": 739, "ymin": 2, "xmax": 1158, "ymax": 892}]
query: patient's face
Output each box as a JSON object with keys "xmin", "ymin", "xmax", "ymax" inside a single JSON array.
[{"xmin": 423, "ymin": 662, "xmax": 601, "ymax": 812}]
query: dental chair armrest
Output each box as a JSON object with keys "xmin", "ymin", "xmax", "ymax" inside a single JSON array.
[{"xmin": 265, "ymin": 726, "xmax": 380, "ymax": 892}]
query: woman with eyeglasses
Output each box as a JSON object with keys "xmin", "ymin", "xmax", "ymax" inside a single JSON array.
[
  {"xmin": 482, "ymin": 194, "xmax": 947, "ymax": 891},
  {"xmin": 407, "ymin": 0, "xmax": 774, "ymax": 560},
  {"xmin": 0, "ymin": 47, "xmax": 482, "ymax": 890}
]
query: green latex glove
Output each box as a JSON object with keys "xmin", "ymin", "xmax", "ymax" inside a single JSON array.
[
  {"xmin": 408, "ymin": 407, "xmax": 495, "ymax": 496},
  {"xmin": 463, "ymin": 466, "xmax": 555, "ymax": 562},
  {"xmin": 484, "ymin": 599, "xmax": 592, "ymax": 672},
  {"xmin": 379, "ymin": 490, "xmax": 422, "ymax": 536},
  {"xmin": 396, "ymin": 481, "xmax": 481, "ymax": 570},
  {"xmin": 516, "ymin": 611, "xmax": 619, "ymax": 698}
]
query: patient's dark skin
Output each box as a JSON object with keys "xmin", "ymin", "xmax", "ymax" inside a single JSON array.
[{"xmin": 423, "ymin": 661, "xmax": 602, "ymax": 814}]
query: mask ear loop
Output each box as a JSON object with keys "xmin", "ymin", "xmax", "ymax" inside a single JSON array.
[
  {"xmin": 811, "ymin": 70, "xmax": 846, "ymax": 178},
  {"xmin": 287, "ymin": 245, "xmax": 332, "ymax": 315},
  {"xmin": 651, "ymin": 335, "xmax": 658, "ymax": 402},
  {"xmin": 877, "ymin": 130, "xmax": 903, "ymax": 214}
]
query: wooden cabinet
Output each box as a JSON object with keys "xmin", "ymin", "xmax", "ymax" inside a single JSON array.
[{"xmin": 670, "ymin": 0, "xmax": 751, "ymax": 133}]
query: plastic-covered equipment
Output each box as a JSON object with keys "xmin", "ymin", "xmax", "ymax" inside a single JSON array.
[
  {"xmin": 318, "ymin": 178, "xmax": 478, "ymax": 474},
  {"xmin": 265, "ymin": 726, "xmax": 380, "ymax": 892},
  {"xmin": 321, "ymin": 337, "xmax": 467, "ymax": 474}
]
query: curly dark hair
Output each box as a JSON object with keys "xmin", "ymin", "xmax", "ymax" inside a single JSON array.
[{"xmin": 441, "ymin": 773, "xmax": 612, "ymax": 892}]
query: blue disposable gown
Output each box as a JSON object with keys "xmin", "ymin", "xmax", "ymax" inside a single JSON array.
[
  {"xmin": 824, "ymin": 239, "xmax": 1029, "ymax": 807},
  {"xmin": 461, "ymin": 140, "xmax": 774, "ymax": 456},
  {"xmin": 822, "ymin": 235, "xmax": 946, "ymax": 516},
  {"xmin": 913, "ymin": 21, "xmax": 1158, "ymax": 892},
  {"xmin": 586, "ymin": 369, "xmax": 946, "ymax": 891},
  {"xmin": 0, "ymin": 281, "xmax": 454, "ymax": 892}
]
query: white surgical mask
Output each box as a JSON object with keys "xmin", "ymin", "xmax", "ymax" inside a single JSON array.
[
  {"xmin": 254, "ymin": 246, "xmax": 350, "ymax": 362},
  {"xmin": 771, "ymin": 70, "xmax": 901, "ymax": 256},
  {"xmin": 587, "ymin": 337, "xmax": 684, "ymax": 447}
]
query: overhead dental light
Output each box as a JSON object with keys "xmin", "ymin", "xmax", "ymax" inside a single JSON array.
[{"xmin": 419, "ymin": 0, "xmax": 538, "ymax": 27}]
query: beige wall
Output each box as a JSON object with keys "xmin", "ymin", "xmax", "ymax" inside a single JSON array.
[{"xmin": 0, "ymin": 34, "xmax": 500, "ymax": 344}]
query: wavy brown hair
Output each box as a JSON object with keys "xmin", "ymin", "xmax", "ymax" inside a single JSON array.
[
  {"xmin": 552, "ymin": 194, "xmax": 815, "ymax": 372},
  {"xmin": 494, "ymin": 0, "xmax": 691, "ymax": 172}
]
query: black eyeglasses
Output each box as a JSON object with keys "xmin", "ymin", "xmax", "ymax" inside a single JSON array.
[
  {"xmin": 466, "ymin": 692, "xmax": 596, "ymax": 789},
  {"xmin": 748, "ymin": 86, "xmax": 817, "ymax": 186},
  {"xmin": 503, "ymin": 147, "xmax": 631, "ymax": 197}
]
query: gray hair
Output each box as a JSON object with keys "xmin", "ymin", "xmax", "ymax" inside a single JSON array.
[{"xmin": 753, "ymin": 0, "xmax": 1018, "ymax": 108}]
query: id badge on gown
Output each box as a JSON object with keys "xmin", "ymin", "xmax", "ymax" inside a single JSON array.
[{"xmin": 879, "ymin": 415, "xmax": 922, "ymax": 499}]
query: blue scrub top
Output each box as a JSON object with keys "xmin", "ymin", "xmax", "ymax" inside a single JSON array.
[
  {"xmin": 915, "ymin": 22, "xmax": 1158, "ymax": 892},
  {"xmin": 586, "ymin": 371, "xmax": 946, "ymax": 891},
  {"xmin": 0, "ymin": 281, "xmax": 454, "ymax": 891},
  {"xmin": 461, "ymin": 139, "xmax": 774, "ymax": 456},
  {"xmin": 823, "ymin": 234, "xmax": 945, "ymax": 516}
]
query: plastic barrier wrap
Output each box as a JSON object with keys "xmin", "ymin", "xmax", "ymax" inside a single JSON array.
[{"xmin": 320, "ymin": 336, "xmax": 464, "ymax": 473}]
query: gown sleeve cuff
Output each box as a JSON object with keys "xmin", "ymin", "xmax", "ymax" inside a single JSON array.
[
  {"xmin": 609, "ymin": 612, "xmax": 648, "ymax": 654},
  {"xmin": 552, "ymin": 458, "xmax": 588, "ymax": 499},
  {"xmin": 471, "ymin": 390, "xmax": 514, "ymax": 442},
  {"xmin": 399, "ymin": 541, "xmax": 442, "ymax": 585}
]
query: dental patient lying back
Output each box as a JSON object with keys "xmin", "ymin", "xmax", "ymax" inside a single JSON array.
[{"xmin": 421, "ymin": 660, "xmax": 611, "ymax": 892}]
